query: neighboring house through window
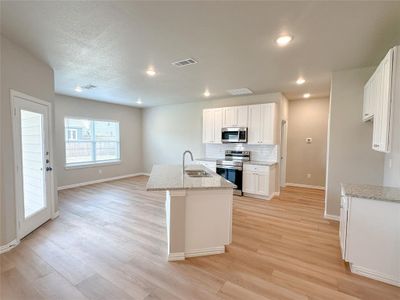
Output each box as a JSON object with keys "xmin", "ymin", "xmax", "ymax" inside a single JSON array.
[{"xmin": 64, "ymin": 117, "xmax": 120, "ymax": 166}]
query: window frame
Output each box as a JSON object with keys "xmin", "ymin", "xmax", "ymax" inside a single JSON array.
[{"xmin": 64, "ymin": 116, "xmax": 121, "ymax": 169}]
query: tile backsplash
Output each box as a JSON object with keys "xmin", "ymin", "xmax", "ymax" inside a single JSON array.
[{"xmin": 205, "ymin": 144, "xmax": 278, "ymax": 162}]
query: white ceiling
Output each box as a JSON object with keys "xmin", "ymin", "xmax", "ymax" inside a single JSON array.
[{"xmin": 1, "ymin": 1, "xmax": 400, "ymax": 107}]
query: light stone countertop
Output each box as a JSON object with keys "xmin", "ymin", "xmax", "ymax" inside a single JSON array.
[
  {"xmin": 146, "ymin": 164, "xmax": 236, "ymax": 191},
  {"xmin": 195, "ymin": 158, "xmax": 220, "ymax": 162},
  {"xmin": 245, "ymin": 161, "xmax": 278, "ymax": 166},
  {"xmin": 341, "ymin": 183, "xmax": 400, "ymax": 203}
]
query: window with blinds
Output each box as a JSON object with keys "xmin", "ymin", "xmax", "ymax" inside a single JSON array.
[{"xmin": 64, "ymin": 118, "xmax": 120, "ymax": 166}]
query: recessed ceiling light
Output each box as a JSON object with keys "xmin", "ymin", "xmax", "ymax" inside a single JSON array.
[
  {"xmin": 136, "ymin": 98, "xmax": 142, "ymax": 104},
  {"xmin": 75, "ymin": 86, "xmax": 82, "ymax": 92},
  {"xmin": 203, "ymin": 89, "xmax": 210, "ymax": 97},
  {"xmin": 296, "ymin": 78, "xmax": 305, "ymax": 85},
  {"xmin": 146, "ymin": 68, "xmax": 156, "ymax": 77},
  {"xmin": 303, "ymin": 93, "xmax": 311, "ymax": 98},
  {"xmin": 276, "ymin": 35, "xmax": 293, "ymax": 47}
]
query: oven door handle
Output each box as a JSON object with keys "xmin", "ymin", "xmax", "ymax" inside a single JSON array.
[{"xmin": 217, "ymin": 165, "xmax": 243, "ymax": 171}]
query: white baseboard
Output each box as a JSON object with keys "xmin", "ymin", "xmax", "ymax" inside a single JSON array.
[
  {"xmin": 168, "ymin": 246, "xmax": 225, "ymax": 261},
  {"xmin": 324, "ymin": 213, "xmax": 340, "ymax": 221},
  {"xmin": 185, "ymin": 246, "xmax": 225, "ymax": 258},
  {"xmin": 243, "ymin": 192, "xmax": 274, "ymax": 200},
  {"xmin": 52, "ymin": 210, "xmax": 60, "ymax": 219},
  {"xmin": 57, "ymin": 173, "xmax": 148, "ymax": 190},
  {"xmin": 350, "ymin": 263, "xmax": 400, "ymax": 287},
  {"xmin": 0, "ymin": 239, "xmax": 20, "ymax": 254},
  {"xmin": 167, "ymin": 252, "xmax": 185, "ymax": 261},
  {"xmin": 285, "ymin": 182, "xmax": 325, "ymax": 190}
]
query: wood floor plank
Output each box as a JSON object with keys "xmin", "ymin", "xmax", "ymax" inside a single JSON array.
[{"xmin": 1, "ymin": 176, "xmax": 399, "ymax": 300}]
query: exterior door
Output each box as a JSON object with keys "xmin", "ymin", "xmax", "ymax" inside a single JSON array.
[{"xmin": 12, "ymin": 93, "xmax": 54, "ymax": 239}]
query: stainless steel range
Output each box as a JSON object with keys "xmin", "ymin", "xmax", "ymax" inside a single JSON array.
[{"xmin": 216, "ymin": 150, "xmax": 250, "ymax": 196}]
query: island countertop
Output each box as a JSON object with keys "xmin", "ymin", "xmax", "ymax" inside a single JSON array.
[
  {"xmin": 341, "ymin": 183, "xmax": 400, "ymax": 203},
  {"xmin": 146, "ymin": 164, "xmax": 236, "ymax": 191}
]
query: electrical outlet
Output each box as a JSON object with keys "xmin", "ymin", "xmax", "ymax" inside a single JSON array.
[
  {"xmin": 307, "ymin": 173, "xmax": 311, "ymax": 179},
  {"xmin": 98, "ymin": 169, "xmax": 102, "ymax": 174}
]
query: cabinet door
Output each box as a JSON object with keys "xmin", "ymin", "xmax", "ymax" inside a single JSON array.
[
  {"xmin": 362, "ymin": 79, "xmax": 374, "ymax": 121},
  {"xmin": 372, "ymin": 48, "xmax": 393, "ymax": 153},
  {"xmin": 260, "ymin": 103, "xmax": 277, "ymax": 145},
  {"xmin": 202, "ymin": 109, "xmax": 214, "ymax": 143},
  {"xmin": 223, "ymin": 107, "xmax": 237, "ymax": 127},
  {"xmin": 213, "ymin": 109, "xmax": 223, "ymax": 144},
  {"xmin": 256, "ymin": 173, "xmax": 269, "ymax": 196},
  {"xmin": 243, "ymin": 171, "xmax": 256, "ymax": 194},
  {"xmin": 237, "ymin": 106, "xmax": 248, "ymax": 127},
  {"xmin": 247, "ymin": 105, "xmax": 261, "ymax": 144}
]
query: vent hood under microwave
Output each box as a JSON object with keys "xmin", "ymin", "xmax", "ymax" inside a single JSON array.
[{"xmin": 221, "ymin": 127, "xmax": 248, "ymax": 143}]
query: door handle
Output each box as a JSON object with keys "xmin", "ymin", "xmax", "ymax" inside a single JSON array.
[{"xmin": 46, "ymin": 167, "xmax": 53, "ymax": 172}]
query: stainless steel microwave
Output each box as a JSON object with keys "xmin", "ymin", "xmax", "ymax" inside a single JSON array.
[{"xmin": 221, "ymin": 127, "xmax": 248, "ymax": 143}]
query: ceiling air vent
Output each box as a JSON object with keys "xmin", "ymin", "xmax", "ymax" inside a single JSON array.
[
  {"xmin": 172, "ymin": 58, "xmax": 198, "ymax": 67},
  {"xmin": 227, "ymin": 88, "xmax": 253, "ymax": 96}
]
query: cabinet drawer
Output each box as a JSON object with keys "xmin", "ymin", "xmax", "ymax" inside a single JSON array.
[{"xmin": 243, "ymin": 164, "xmax": 269, "ymax": 174}]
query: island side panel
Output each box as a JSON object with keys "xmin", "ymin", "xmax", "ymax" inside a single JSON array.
[
  {"xmin": 166, "ymin": 190, "xmax": 186, "ymax": 261},
  {"xmin": 184, "ymin": 189, "xmax": 233, "ymax": 257}
]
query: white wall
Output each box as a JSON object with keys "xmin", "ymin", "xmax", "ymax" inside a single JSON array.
[
  {"xmin": 142, "ymin": 93, "xmax": 284, "ymax": 173},
  {"xmin": 325, "ymin": 67, "xmax": 385, "ymax": 217},
  {"xmin": 0, "ymin": 35, "xmax": 56, "ymax": 245},
  {"xmin": 286, "ymin": 98, "xmax": 329, "ymax": 187},
  {"xmin": 54, "ymin": 94, "xmax": 143, "ymax": 188}
]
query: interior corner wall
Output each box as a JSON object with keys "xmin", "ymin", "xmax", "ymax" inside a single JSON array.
[
  {"xmin": 286, "ymin": 97, "xmax": 329, "ymax": 187},
  {"xmin": 0, "ymin": 35, "xmax": 56, "ymax": 245},
  {"xmin": 54, "ymin": 94, "xmax": 143, "ymax": 188},
  {"xmin": 325, "ymin": 66, "xmax": 385, "ymax": 217}
]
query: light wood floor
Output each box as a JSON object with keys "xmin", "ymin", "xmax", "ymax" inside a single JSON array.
[{"xmin": 1, "ymin": 176, "xmax": 399, "ymax": 300}]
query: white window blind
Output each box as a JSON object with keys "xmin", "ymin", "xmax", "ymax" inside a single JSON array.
[{"xmin": 64, "ymin": 118, "xmax": 120, "ymax": 166}]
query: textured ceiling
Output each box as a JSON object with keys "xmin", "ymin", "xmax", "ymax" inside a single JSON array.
[{"xmin": 1, "ymin": 1, "xmax": 400, "ymax": 107}]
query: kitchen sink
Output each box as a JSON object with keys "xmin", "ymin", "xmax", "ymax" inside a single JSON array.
[{"xmin": 185, "ymin": 169, "xmax": 212, "ymax": 177}]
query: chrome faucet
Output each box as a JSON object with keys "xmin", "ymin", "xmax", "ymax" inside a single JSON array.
[{"xmin": 182, "ymin": 150, "xmax": 194, "ymax": 174}]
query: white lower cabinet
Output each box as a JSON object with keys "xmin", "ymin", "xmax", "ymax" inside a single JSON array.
[
  {"xmin": 340, "ymin": 194, "xmax": 400, "ymax": 287},
  {"xmin": 243, "ymin": 164, "xmax": 275, "ymax": 200}
]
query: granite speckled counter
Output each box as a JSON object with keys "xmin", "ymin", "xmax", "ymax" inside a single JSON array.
[
  {"xmin": 146, "ymin": 164, "xmax": 236, "ymax": 191},
  {"xmin": 341, "ymin": 183, "xmax": 400, "ymax": 203},
  {"xmin": 245, "ymin": 161, "xmax": 278, "ymax": 166}
]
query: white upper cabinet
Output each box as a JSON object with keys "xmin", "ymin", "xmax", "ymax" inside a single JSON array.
[
  {"xmin": 213, "ymin": 108, "xmax": 223, "ymax": 144},
  {"xmin": 362, "ymin": 77, "xmax": 374, "ymax": 121},
  {"xmin": 248, "ymin": 103, "xmax": 277, "ymax": 145},
  {"xmin": 223, "ymin": 106, "xmax": 248, "ymax": 127},
  {"xmin": 202, "ymin": 109, "xmax": 214, "ymax": 143},
  {"xmin": 364, "ymin": 47, "xmax": 395, "ymax": 153},
  {"xmin": 202, "ymin": 108, "xmax": 223, "ymax": 144}
]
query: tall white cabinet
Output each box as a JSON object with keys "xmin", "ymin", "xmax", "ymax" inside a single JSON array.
[
  {"xmin": 248, "ymin": 103, "xmax": 277, "ymax": 145},
  {"xmin": 363, "ymin": 46, "xmax": 397, "ymax": 153},
  {"xmin": 202, "ymin": 108, "xmax": 223, "ymax": 144}
]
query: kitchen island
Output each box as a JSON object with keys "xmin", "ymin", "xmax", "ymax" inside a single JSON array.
[{"xmin": 146, "ymin": 164, "xmax": 236, "ymax": 261}]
